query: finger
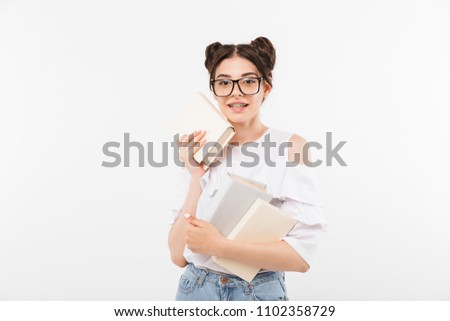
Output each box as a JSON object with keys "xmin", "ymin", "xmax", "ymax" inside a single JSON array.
[
  {"xmin": 177, "ymin": 134, "xmax": 188, "ymax": 147},
  {"xmin": 187, "ymin": 131, "xmax": 198, "ymax": 142},
  {"xmin": 187, "ymin": 131, "xmax": 205, "ymax": 149},
  {"xmin": 196, "ymin": 130, "xmax": 206, "ymax": 140},
  {"xmin": 184, "ymin": 213, "xmax": 203, "ymax": 227},
  {"xmin": 188, "ymin": 130, "xmax": 206, "ymax": 142},
  {"xmin": 193, "ymin": 138, "xmax": 206, "ymax": 153},
  {"xmin": 178, "ymin": 132, "xmax": 197, "ymax": 148}
]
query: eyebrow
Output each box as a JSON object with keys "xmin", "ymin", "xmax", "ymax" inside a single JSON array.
[{"xmin": 216, "ymin": 72, "xmax": 259, "ymax": 78}]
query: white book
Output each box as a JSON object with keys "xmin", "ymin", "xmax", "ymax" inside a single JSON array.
[
  {"xmin": 212, "ymin": 198, "xmax": 297, "ymax": 283},
  {"xmin": 172, "ymin": 92, "xmax": 235, "ymax": 168},
  {"xmin": 206, "ymin": 172, "xmax": 273, "ymax": 237}
]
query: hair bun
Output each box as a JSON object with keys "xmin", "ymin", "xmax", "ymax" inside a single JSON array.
[
  {"xmin": 205, "ymin": 42, "xmax": 223, "ymax": 60},
  {"xmin": 204, "ymin": 42, "xmax": 224, "ymax": 74},
  {"xmin": 250, "ymin": 36, "xmax": 276, "ymax": 71}
]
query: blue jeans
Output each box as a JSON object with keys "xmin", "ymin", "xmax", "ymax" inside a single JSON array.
[{"xmin": 175, "ymin": 263, "xmax": 289, "ymax": 301}]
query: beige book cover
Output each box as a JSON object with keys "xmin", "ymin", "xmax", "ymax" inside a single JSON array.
[
  {"xmin": 172, "ymin": 92, "xmax": 235, "ymax": 168},
  {"xmin": 212, "ymin": 198, "xmax": 297, "ymax": 283},
  {"xmin": 206, "ymin": 172, "xmax": 272, "ymax": 237}
]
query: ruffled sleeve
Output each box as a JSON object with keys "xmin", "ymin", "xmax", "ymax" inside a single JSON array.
[
  {"xmin": 267, "ymin": 164, "xmax": 327, "ymax": 266},
  {"xmin": 169, "ymin": 167, "xmax": 191, "ymax": 225},
  {"xmin": 199, "ymin": 165, "xmax": 222, "ymax": 197}
]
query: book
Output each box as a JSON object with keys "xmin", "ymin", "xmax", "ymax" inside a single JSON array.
[
  {"xmin": 172, "ymin": 92, "xmax": 235, "ymax": 169},
  {"xmin": 212, "ymin": 198, "xmax": 297, "ymax": 283},
  {"xmin": 206, "ymin": 172, "xmax": 273, "ymax": 237}
]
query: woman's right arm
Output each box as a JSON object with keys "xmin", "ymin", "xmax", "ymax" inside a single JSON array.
[
  {"xmin": 168, "ymin": 177, "xmax": 203, "ymax": 267},
  {"xmin": 168, "ymin": 130, "xmax": 207, "ymax": 267}
]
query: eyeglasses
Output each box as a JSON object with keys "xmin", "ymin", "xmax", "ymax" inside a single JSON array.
[{"xmin": 210, "ymin": 77, "xmax": 263, "ymax": 97}]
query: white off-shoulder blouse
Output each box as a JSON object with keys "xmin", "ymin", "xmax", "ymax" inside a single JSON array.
[{"xmin": 170, "ymin": 127, "xmax": 327, "ymax": 274}]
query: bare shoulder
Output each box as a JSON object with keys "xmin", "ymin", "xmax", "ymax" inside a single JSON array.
[
  {"xmin": 288, "ymin": 133, "xmax": 308, "ymax": 164},
  {"xmin": 289, "ymin": 133, "xmax": 308, "ymax": 148}
]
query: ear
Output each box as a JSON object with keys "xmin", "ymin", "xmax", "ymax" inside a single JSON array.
[{"xmin": 263, "ymin": 79, "xmax": 272, "ymax": 99}]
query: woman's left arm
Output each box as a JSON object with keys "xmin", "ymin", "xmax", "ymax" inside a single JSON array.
[
  {"xmin": 220, "ymin": 238, "xmax": 310, "ymax": 272},
  {"xmin": 184, "ymin": 214, "xmax": 310, "ymax": 272}
]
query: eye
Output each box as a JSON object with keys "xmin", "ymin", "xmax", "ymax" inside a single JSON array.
[
  {"xmin": 241, "ymin": 78, "xmax": 257, "ymax": 85},
  {"xmin": 217, "ymin": 79, "xmax": 232, "ymax": 86}
]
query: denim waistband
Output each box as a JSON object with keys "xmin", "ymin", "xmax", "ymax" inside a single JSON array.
[{"xmin": 186, "ymin": 263, "xmax": 284, "ymax": 287}]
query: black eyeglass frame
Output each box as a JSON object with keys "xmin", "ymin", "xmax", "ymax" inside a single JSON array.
[{"xmin": 209, "ymin": 77, "xmax": 264, "ymax": 97}]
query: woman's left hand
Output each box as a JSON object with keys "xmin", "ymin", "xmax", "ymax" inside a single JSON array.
[{"xmin": 184, "ymin": 214, "xmax": 225, "ymax": 256}]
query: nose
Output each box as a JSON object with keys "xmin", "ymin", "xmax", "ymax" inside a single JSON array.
[{"xmin": 231, "ymin": 81, "xmax": 244, "ymax": 96}]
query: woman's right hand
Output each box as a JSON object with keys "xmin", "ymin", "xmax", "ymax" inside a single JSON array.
[{"xmin": 178, "ymin": 130, "xmax": 207, "ymax": 179}]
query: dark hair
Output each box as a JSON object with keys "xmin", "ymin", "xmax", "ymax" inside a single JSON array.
[{"xmin": 204, "ymin": 36, "xmax": 276, "ymax": 88}]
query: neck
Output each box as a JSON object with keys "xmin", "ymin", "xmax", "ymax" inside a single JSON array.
[{"xmin": 229, "ymin": 119, "xmax": 268, "ymax": 144}]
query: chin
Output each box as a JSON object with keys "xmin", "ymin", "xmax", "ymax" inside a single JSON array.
[
  {"xmin": 227, "ymin": 115, "xmax": 251, "ymax": 125},
  {"xmin": 222, "ymin": 107, "xmax": 251, "ymax": 121}
]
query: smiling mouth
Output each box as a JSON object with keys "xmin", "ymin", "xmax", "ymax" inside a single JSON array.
[{"xmin": 228, "ymin": 103, "xmax": 249, "ymax": 108}]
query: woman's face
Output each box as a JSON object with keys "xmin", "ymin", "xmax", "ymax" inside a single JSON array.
[{"xmin": 212, "ymin": 55, "xmax": 271, "ymax": 125}]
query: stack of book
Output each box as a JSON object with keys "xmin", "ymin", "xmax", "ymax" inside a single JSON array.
[{"xmin": 207, "ymin": 172, "xmax": 296, "ymax": 282}]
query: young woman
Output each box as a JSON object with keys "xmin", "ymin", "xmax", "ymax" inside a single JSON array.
[{"xmin": 168, "ymin": 37, "xmax": 326, "ymax": 301}]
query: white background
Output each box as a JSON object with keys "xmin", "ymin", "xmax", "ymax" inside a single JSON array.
[{"xmin": 1, "ymin": 0, "xmax": 449, "ymax": 300}]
